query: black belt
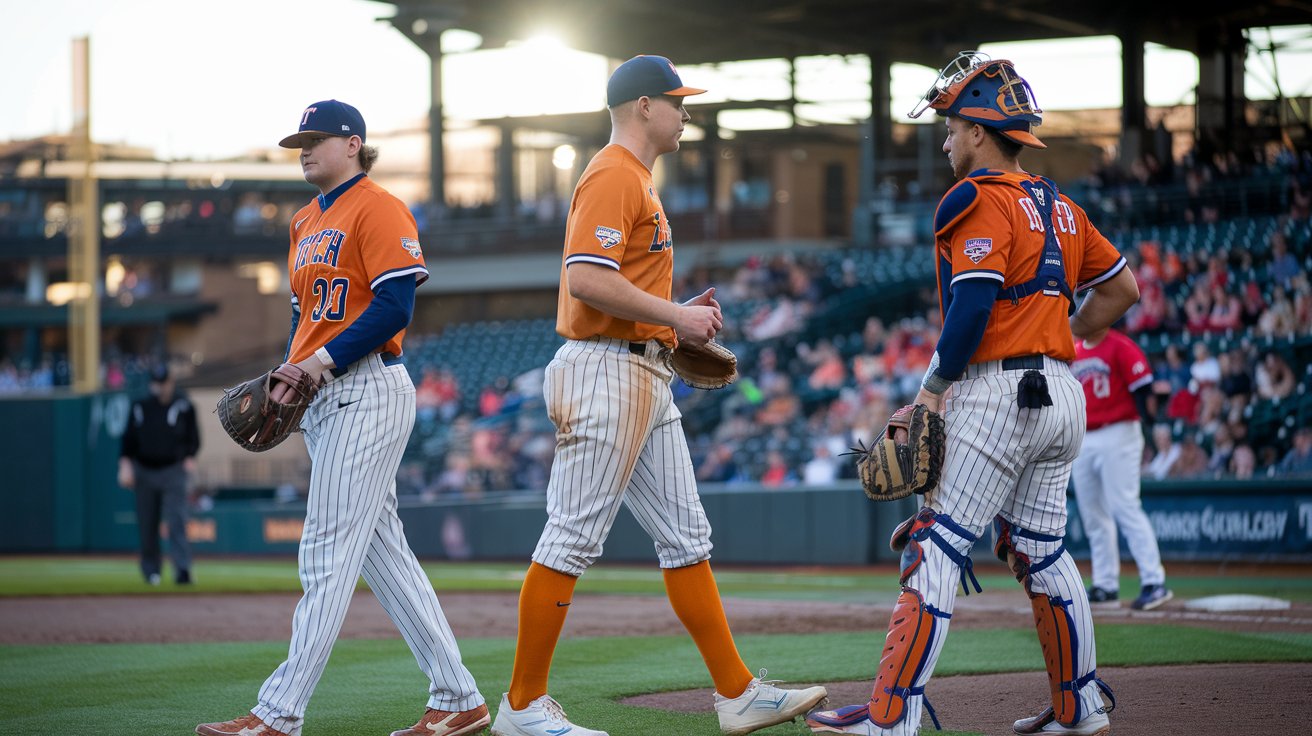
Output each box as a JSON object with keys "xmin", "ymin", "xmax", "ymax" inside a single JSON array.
[
  {"xmin": 330, "ymin": 351, "xmax": 401, "ymax": 378},
  {"xmin": 628, "ymin": 342, "xmax": 648, "ymax": 356},
  {"xmin": 1001, "ymin": 354, "xmax": 1045, "ymax": 371}
]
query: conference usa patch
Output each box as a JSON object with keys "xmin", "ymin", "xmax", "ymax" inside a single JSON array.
[
  {"xmin": 594, "ymin": 226, "xmax": 623, "ymax": 249},
  {"xmin": 963, "ymin": 237, "xmax": 992, "ymax": 264},
  {"xmin": 400, "ymin": 237, "xmax": 423, "ymax": 259}
]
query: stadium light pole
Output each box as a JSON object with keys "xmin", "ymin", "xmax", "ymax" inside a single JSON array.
[
  {"xmin": 68, "ymin": 36, "xmax": 101, "ymax": 393},
  {"xmin": 383, "ymin": 7, "xmax": 462, "ymax": 220}
]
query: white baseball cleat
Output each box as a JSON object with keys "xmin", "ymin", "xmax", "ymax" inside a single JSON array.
[
  {"xmin": 490, "ymin": 692, "xmax": 608, "ymax": 736},
  {"xmin": 1013, "ymin": 707, "xmax": 1110, "ymax": 735},
  {"xmin": 715, "ymin": 670, "xmax": 829, "ymax": 735}
]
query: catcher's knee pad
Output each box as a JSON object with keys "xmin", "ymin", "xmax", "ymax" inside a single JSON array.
[
  {"xmin": 994, "ymin": 517, "xmax": 1107, "ymax": 726},
  {"xmin": 868, "ymin": 587, "xmax": 947, "ymax": 728},
  {"xmin": 891, "ymin": 508, "xmax": 982, "ymax": 594}
]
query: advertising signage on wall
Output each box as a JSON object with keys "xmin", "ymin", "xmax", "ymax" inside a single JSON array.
[{"xmin": 1068, "ymin": 495, "xmax": 1312, "ymax": 558}]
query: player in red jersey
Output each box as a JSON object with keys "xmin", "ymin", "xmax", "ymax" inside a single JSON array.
[{"xmin": 1072, "ymin": 327, "xmax": 1172, "ymax": 611}]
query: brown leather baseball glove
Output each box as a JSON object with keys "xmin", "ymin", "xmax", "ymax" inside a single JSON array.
[
  {"xmin": 671, "ymin": 340, "xmax": 738, "ymax": 390},
  {"xmin": 848, "ymin": 403, "xmax": 946, "ymax": 501},
  {"xmin": 215, "ymin": 364, "xmax": 321, "ymax": 452}
]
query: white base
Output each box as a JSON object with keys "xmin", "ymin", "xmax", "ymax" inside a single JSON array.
[{"xmin": 1183, "ymin": 594, "xmax": 1291, "ymax": 612}]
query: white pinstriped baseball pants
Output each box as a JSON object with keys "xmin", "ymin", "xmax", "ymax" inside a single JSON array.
[
  {"xmin": 1072, "ymin": 419, "xmax": 1165, "ymax": 591},
  {"xmin": 253, "ymin": 354, "xmax": 483, "ymax": 735},
  {"xmin": 880, "ymin": 357, "xmax": 1105, "ymax": 735},
  {"xmin": 532, "ymin": 337, "xmax": 713, "ymax": 576}
]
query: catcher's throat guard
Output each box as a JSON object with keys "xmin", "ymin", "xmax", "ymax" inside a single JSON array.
[{"xmin": 909, "ymin": 50, "xmax": 1045, "ymax": 149}]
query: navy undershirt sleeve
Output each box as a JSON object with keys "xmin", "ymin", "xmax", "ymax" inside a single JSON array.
[
  {"xmin": 322, "ymin": 276, "xmax": 416, "ymax": 368},
  {"xmin": 932, "ymin": 278, "xmax": 1000, "ymax": 382},
  {"xmin": 1132, "ymin": 383, "xmax": 1155, "ymax": 425},
  {"xmin": 283, "ymin": 302, "xmax": 300, "ymax": 363}
]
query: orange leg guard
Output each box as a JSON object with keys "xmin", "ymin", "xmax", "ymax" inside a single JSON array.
[
  {"xmin": 868, "ymin": 588, "xmax": 937, "ymax": 728},
  {"xmin": 1030, "ymin": 592, "xmax": 1080, "ymax": 724}
]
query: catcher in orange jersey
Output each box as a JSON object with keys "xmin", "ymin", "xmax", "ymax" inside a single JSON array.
[
  {"xmin": 197, "ymin": 100, "xmax": 488, "ymax": 736},
  {"xmin": 808, "ymin": 52, "xmax": 1139, "ymax": 736},
  {"xmin": 490, "ymin": 55, "xmax": 826, "ymax": 736}
]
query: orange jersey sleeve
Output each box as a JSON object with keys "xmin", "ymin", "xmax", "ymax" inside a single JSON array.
[
  {"xmin": 936, "ymin": 171, "xmax": 1126, "ymax": 364},
  {"xmin": 286, "ymin": 177, "xmax": 428, "ymax": 364},
  {"xmin": 556, "ymin": 144, "xmax": 676, "ymax": 345}
]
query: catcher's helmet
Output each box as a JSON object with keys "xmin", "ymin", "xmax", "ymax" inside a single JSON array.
[{"xmin": 909, "ymin": 51, "xmax": 1045, "ymax": 149}]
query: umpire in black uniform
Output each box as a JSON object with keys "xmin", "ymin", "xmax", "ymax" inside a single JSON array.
[{"xmin": 118, "ymin": 364, "xmax": 200, "ymax": 585}]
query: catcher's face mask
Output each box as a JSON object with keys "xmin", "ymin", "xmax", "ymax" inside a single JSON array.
[{"xmin": 909, "ymin": 51, "xmax": 1045, "ymax": 149}]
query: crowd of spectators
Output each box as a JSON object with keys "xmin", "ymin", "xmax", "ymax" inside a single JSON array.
[
  {"xmin": 386, "ymin": 144, "xmax": 1312, "ymax": 496},
  {"xmin": 5, "ymin": 143, "xmax": 1309, "ymax": 496},
  {"xmin": 1076, "ymin": 140, "xmax": 1312, "ymax": 229},
  {"xmin": 0, "ymin": 351, "xmax": 166, "ymax": 396}
]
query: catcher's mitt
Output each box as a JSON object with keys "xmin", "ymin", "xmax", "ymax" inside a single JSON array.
[
  {"xmin": 848, "ymin": 403, "xmax": 946, "ymax": 501},
  {"xmin": 215, "ymin": 364, "xmax": 321, "ymax": 452},
  {"xmin": 671, "ymin": 340, "xmax": 738, "ymax": 390}
]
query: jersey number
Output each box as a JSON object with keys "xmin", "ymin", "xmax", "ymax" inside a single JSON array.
[
  {"xmin": 1091, "ymin": 373, "xmax": 1110, "ymax": 399},
  {"xmin": 310, "ymin": 277, "xmax": 348, "ymax": 321}
]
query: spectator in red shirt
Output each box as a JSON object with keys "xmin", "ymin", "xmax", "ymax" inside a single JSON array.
[
  {"xmin": 1166, "ymin": 381, "xmax": 1201, "ymax": 423},
  {"xmin": 1206, "ymin": 293, "xmax": 1242, "ymax": 333},
  {"xmin": 760, "ymin": 449, "xmax": 795, "ymax": 488},
  {"xmin": 1182, "ymin": 284, "xmax": 1212, "ymax": 335}
]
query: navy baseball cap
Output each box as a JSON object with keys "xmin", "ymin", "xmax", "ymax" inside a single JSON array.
[
  {"xmin": 279, "ymin": 99, "xmax": 367, "ymax": 149},
  {"xmin": 149, "ymin": 364, "xmax": 170, "ymax": 383},
  {"xmin": 606, "ymin": 55, "xmax": 706, "ymax": 107}
]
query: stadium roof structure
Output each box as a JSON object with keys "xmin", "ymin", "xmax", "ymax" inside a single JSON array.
[
  {"xmin": 379, "ymin": 0, "xmax": 1310, "ymax": 227},
  {"xmin": 383, "ymin": 0, "xmax": 1311, "ymax": 65}
]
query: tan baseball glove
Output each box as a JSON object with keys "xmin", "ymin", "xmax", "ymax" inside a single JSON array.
[
  {"xmin": 848, "ymin": 403, "xmax": 946, "ymax": 501},
  {"xmin": 671, "ymin": 340, "xmax": 738, "ymax": 390},
  {"xmin": 215, "ymin": 364, "xmax": 321, "ymax": 452}
]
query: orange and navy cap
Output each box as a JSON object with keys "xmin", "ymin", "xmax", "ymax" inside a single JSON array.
[
  {"xmin": 606, "ymin": 55, "xmax": 706, "ymax": 107},
  {"xmin": 279, "ymin": 99, "xmax": 367, "ymax": 149},
  {"xmin": 909, "ymin": 51, "xmax": 1045, "ymax": 149}
]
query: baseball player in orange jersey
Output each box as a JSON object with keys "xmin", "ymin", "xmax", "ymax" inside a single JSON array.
[
  {"xmin": 1072, "ymin": 327, "xmax": 1172, "ymax": 611},
  {"xmin": 197, "ymin": 100, "xmax": 488, "ymax": 736},
  {"xmin": 808, "ymin": 53, "xmax": 1140, "ymax": 736},
  {"xmin": 491, "ymin": 55, "xmax": 827, "ymax": 736}
]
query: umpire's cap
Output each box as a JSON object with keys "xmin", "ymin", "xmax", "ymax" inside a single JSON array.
[
  {"xmin": 909, "ymin": 51, "xmax": 1045, "ymax": 149},
  {"xmin": 279, "ymin": 99, "xmax": 366, "ymax": 149},
  {"xmin": 607, "ymin": 55, "xmax": 706, "ymax": 107}
]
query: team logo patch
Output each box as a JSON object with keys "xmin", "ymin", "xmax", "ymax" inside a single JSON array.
[
  {"xmin": 594, "ymin": 226, "xmax": 622, "ymax": 249},
  {"xmin": 963, "ymin": 237, "xmax": 992, "ymax": 263},
  {"xmin": 400, "ymin": 237, "xmax": 422, "ymax": 259}
]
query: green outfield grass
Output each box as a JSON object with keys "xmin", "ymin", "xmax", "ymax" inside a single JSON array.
[
  {"xmin": 3, "ymin": 556, "xmax": 1312, "ymax": 602},
  {"xmin": 2, "ymin": 557, "xmax": 1311, "ymax": 735}
]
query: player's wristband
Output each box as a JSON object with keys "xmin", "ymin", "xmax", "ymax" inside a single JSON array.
[
  {"xmin": 314, "ymin": 346, "xmax": 336, "ymax": 369},
  {"xmin": 922, "ymin": 373, "xmax": 952, "ymax": 395},
  {"xmin": 921, "ymin": 352, "xmax": 951, "ymax": 395}
]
